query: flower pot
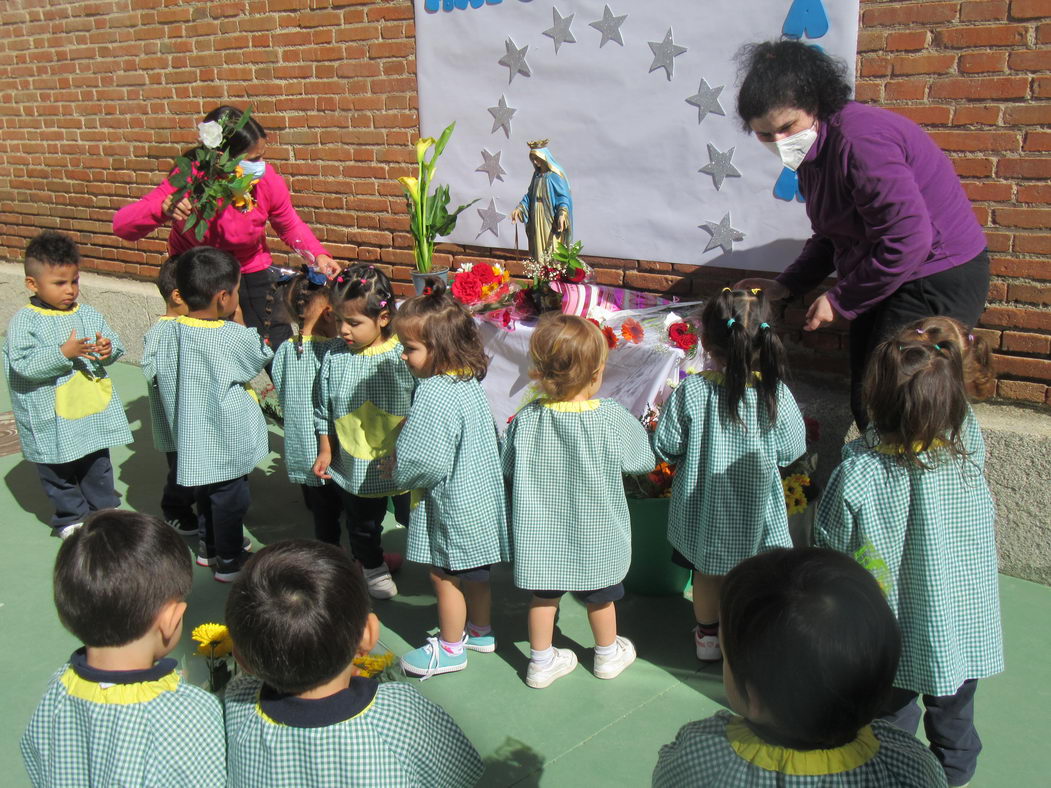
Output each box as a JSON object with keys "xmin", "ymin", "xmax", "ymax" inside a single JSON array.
[
  {"xmin": 623, "ymin": 497, "xmax": 691, "ymax": 596},
  {"xmin": 411, "ymin": 267, "xmax": 449, "ymax": 295}
]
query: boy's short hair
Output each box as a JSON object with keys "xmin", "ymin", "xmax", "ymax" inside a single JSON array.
[
  {"xmin": 174, "ymin": 246, "xmax": 241, "ymax": 311},
  {"xmin": 156, "ymin": 256, "xmax": 180, "ymax": 305},
  {"xmin": 226, "ymin": 540, "xmax": 370, "ymax": 695},
  {"xmin": 721, "ymin": 548, "xmax": 901, "ymax": 749},
  {"xmin": 24, "ymin": 230, "xmax": 80, "ymax": 278},
  {"xmin": 54, "ymin": 510, "xmax": 193, "ymax": 648}
]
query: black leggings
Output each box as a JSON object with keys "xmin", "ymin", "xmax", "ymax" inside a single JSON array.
[
  {"xmin": 849, "ymin": 250, "xmax": 990, "ymax": 429},
  {"xmin": 238, "ymin": 266, "xmax": 293, "ymax": 350}
]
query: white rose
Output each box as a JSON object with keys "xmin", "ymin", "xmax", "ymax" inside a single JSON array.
[
  {"xmin": 588, "ymin": 305, "xmax": 613, "ymax": 324},
  {"xmin": 197, "ymin": 121, "xmax": 223, "ymax": 149},
  {"xmin": 663, "ymin": 311, "xmax": 682, "ymax": 328}
]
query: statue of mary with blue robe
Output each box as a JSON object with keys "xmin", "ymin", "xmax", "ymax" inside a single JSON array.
[{"xmin": 510, "ymin": 143, "xmax": 572, "ymax": 262}]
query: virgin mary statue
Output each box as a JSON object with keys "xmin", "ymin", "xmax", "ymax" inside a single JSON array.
[{"xmin": 510, "ymin": 141, "xmax": 573, "ymax": 261}]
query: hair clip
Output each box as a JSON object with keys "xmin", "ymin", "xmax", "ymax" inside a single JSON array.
[
  {"xmin": 423, "ymin": 286, "xmax": 432, "ymax": 295},
  {"xmin": 726, "ymin": 318, "xmax": 737, "ymax": 329},
  {"xmin": 336, "ymin": 274, "xmax": 345, "ymax": 283},
  {"xmin": 722, "ymin": 287, "xmax": 732, "ymax": 293},
  {"xmin": 305, "ymin": 267, "xmax": 328, "ymax": 287},
  {"xmin": 360, "ymin": 278, "xmax": 368, "ymax": 285},
  {"xmin": 967, "ymin": 333, "xmax": 974, "ymax": 344},
  {"xmin": 915, "ymin": 328, "xmax": 925, "ymax": 334},
  {"xmin": 750, "ymin": 288, "xmax": 762, "ymax": 295},
  {"xmin": 933, "ymin": 344, "xmax": 942, "ymax": 351},
  {"xmin": 379, "ymin": 299, "xmax": 387, "ymax": 307},
  {"xmin": 759, "ymin": 322, "xmax": 770, "ymax": 330}
]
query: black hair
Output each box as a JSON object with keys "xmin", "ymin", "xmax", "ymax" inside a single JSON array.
[
  {"xmin": 225, "ymin": 540, "xmax": 371, "ymax": 695},
  {"xmin": 736, "ymin": 39, "xmax": 853, "ymax": 130},
  {"xmin": 329, "ymin": 263, "xmax": 396, "ymax": 339},
  {"xmin": 156, "ymin": 255, "xmax": 179, "ymax": 304},
  {"xmin": 267, "ymin": 265, "xmax": 332, "ymax": 353},
  {"xmin": 699, "ymin": 288, "xmax": 788, "ymax": 424},
  {"xmin": 394, "ymin": 277, "xmax": 489, "ymax": 381},
  {"xmin": 25, "ymin": 230, "xmax": 80, "ymax": 277},
  {"xmin": 174, "ymin": 246, "xmax": 241, "ymax": 311},
  {"xmin": 863, "ymin": 338, "xmax": 969, "ymax": 469},
  {"xmin": 202, "ymin": 105, "xmax": 267, "ymax": 158},
  {"xmin": 721, "ymin": 548, "xmax": 901, "ymax": 750},
  {"xmin": 54, "ymin": 510, "xmax": 193, "ymax": 648}
]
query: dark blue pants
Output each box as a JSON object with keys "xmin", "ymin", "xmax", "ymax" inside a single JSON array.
[
  {"xmin": 301, "ymin": 482, "xmax": 344, "ymax": 545},
  {"xmin": 883, "ymin": 679, "xmax": 981, "ymax": 787},
  {"xmin": 338, "ymin": 490, "xmax": 402, "ymax": 570},
  {"xmin": 36, "ymin": 449, "xmax": 120, "ymax": 527},
  {"xmin": 162, "ymin": 452, "xmax": 196, "ymax": 522},
  {"xmin": 195, "ymin": 476, "xmax": 250, "ymax": 561}
]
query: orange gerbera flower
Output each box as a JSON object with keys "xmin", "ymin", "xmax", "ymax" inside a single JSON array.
[{"xmin": 621, "ymin": 318, "xmax": 644, "ymax": 344}]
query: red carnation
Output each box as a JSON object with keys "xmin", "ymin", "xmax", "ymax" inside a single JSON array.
[
  {"xmin": 470, "ymin": 264, "xmax": 498, "ymax": 285},
  {"xmin": 669, "ymin": 322, "xmax": 698, "ymax": 351},
  {"xmin": 601, "ymin": 325, "xmax": 619, "ymax": 349},
  {"xmin": 451, "ymin": 272, "xmax": 483, "ymax": 304}
]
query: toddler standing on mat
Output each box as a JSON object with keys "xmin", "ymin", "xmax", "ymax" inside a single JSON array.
[{"xmin": 503, "ymin": 314, "xmax": 655, "ymax": 689}]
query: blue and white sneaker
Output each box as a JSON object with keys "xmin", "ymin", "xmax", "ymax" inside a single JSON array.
[
  {"xmin": 400, "ymin": 637, "xmax": 468, "ymax": 680},
  {"xmin": 465, "ymin": 631, "xmax": 496, "ymax": 653}
]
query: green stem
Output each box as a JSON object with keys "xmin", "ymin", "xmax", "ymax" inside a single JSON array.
[{"xmin": 417, "ymin": 163, "xmax": 429, "ymax": 273}]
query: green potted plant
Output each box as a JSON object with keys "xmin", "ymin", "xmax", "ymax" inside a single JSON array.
[{"xmin": 397, "ymin": 122, "xmax": 477, "ymax": 293}]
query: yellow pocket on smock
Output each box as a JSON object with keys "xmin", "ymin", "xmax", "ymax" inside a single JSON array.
[
  {"xmin": 55, "ymin": 370, "xmax": 113, "ymax": 420},
  {"xmin": 334, "ymin": 401, "xmax": 404, "ymax": 461}
]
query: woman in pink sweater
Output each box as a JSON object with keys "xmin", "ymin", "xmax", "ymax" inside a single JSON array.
[{"xmin": 113, "ymin": 106, "xmax": 339, "ymax": 349}]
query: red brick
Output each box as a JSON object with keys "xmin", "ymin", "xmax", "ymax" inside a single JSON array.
[
  {"xmin": 997, "ymin": 379, "xmax": 1047, "ymax": 402},
  {"xmin": 863, "ymin": 2, "xmax": 959, "ymax": 26},
  {"xmin": 974, "ymin": 328, "xmax": 1003, "ymax": 349},
  {"xmin": 959, "ymin": 51, "xmax": 1009, "ymax": 73},
  {"xmin": 860, "ymin": 56, "xmax": 891, "ymax": 77},
  {"xmin": 1034, "ymin": 76, "xmax": 1051, "ymax": 98},
  {"xmin": 995, "ymin": 207, "xmax": 1051, "ymax": 227},
  {"xmin": 1018, "ymin": 184, "xmax": 1051, "ymax": 203},
  {"xmin": 960, "ymin": 0, "xmax": 1009, "ymax": 21},
  {"xmin": 964, "ymin": 181, "xmax": 1014, "ymax": 201},
  {"xmin": 982, "ymin": 305, "xmax": 1051, "ymax": 331},
  {"xmin": 990, "ymin": 256, "xmax": 1051, "ymax": 279},
  {"xmin": 885, "ymin": 30, "xmax": 930, "ymax": 50},
  {"xmin": 1010, "ymin": 0, "xmax": 1051, "ymax": 18},
  {"xmin": 1009, "ymin": 49, "xmax": 1051, "ymax": 71},
  {"xmin": 929, "ymin": 76, "xmax": 1030, "ymax": 99},
  {"xmin": 985, "ymin": 231, "xmax": 1013, "ymax": 252},
  {"xmin": 1015, "ymin": 233, "xmax": 1051, "ymax": 253},
  {"xmin": 988, "ymin": 281, "xmax": 1009, "ymax": 300},
  {"xmin": 854, "ymin": 81, "xmax": 882, "ymax": 102},
  {"xmin": 997, "ymin": 157, "xmax": 1051, "ymax": 178},
  {"xmin": 856, "ymin": 31, "xmax": 886, "ymax": 52},
  {"xmin": 1038, "ymin": 22, "xmax": 1051, "ymax": 43},
  {"xmin": 1024, "ymin": 131, "xmax": 1051, "ymax": 151},
  {"xmin": 993, "ymin": 354, "xmax": 1051, "ymax": 382},
  {"xmin": 1006, "ymin": 105, "xmax": 1051, "ymax": 126},
  {"xmin": 885, "ymin": 79, "xmax": 928, "ymax": 101},
  {"xmin": 935, "ymin": 24, "xmax": 1029, "ymax": 48},
  {"xmin": 888, "ymin": 105, "xmax": 954, "ymax": 125},
  {"xmin": 952, "ymin": 156, "xmax": 996, "ymax": 176},
  {"xmin": 952, "ymin": 105, "xmax": 1002, "ymax": 125},
  {"xmin": 929, "ymin": 130, "xmax": 1021, "ymax": 152},
  {"xmin": 891, "ymin": 54, "xmax": 957, "ymax": 75},
  {"xmin": 1008, "ymin": 283, "xmax": 1051, "ymax": 306}
]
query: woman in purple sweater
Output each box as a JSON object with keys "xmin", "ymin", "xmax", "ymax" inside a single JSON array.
[{"xmin": 736, "ymin": 41, "xmax": 989, "ymax": 428}]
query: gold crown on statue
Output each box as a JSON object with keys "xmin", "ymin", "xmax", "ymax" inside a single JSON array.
[{"xmin": 527, "ymin": 139, "xmax": 549, "ymax": 149}]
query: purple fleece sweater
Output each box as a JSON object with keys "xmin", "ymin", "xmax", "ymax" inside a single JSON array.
[{"xmin": 776, "ymin": 102, "xmax": 987, "ymax": 320}]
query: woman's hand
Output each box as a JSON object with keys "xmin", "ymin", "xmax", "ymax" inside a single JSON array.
[
  {"xmin": 803, "ymin": 293, "xmax": 838, "ymax": 331},
  {"xmin": 314, "ymin": 254, "xmax": 341, "ymax": 278},
  {"xmin": 162, "ymin": 194, "xmax": 193, "ymax": 223},
  {"xmin": 510, "ymin": 206, "xmax": 524, "ymax": 223},
  {"xmin": 733, "ymin": 278, "xmax": 790, "ymax": 301}
]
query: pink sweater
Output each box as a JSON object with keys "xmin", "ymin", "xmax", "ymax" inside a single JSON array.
[{"xmin": 112, "ymin": 165, "xmax": 329, "ymax": 274}]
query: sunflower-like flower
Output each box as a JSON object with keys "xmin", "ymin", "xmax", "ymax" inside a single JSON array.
[
  {"xmin": 782, "ymin": 474, "xmax": 811, "ymax": 515},
  {"xmin": 192, "ymin": 622, "xmax": 233, "ymax": 659},
  {"xmin": 353, "ymin": 651, "xmax": 396, "ymax": 678}
]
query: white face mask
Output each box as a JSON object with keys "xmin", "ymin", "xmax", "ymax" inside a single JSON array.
[
  {"xmin": 240, "ymin": 159, "xmax": 266, "ymax": 180},
  {"xmin": 761, "ymin": 124, "xmax": 818, "ymax": 171}
]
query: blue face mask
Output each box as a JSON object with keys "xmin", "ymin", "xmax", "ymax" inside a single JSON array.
[{"xmin": 240, "ymin": 159, "xmax": 266, "ymax": 180}]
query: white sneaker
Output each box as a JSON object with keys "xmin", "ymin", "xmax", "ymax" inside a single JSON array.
[
  {"xmin": 363, "ymin": 563, "xmax": 398, "ymax": 599},
  {"xmin": 695, "ymin": 628, "xmax": 722, "ymax": 662},
  {"xmin": 594, "ymin": 636, "xmax": 636, "ymax": 680},
  {"xmin": 526, "ymin": 647, "xmax": 578, "ymax": 689},
  {"xmin": 55, "ymin": 523, "xmax": 83, "ymax": 540}
]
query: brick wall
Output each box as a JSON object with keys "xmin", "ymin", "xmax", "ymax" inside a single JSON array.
[{"xmin": 0, "ymin": 0, "xmax": 1048, "ymax": 403}]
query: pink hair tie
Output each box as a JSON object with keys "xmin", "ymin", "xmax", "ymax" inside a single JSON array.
[
  {"xmin": 968, "ymin": 333, "xmax": 975, "ymax": 343},
  {"xmin": 915, "ymin": 328, "xmax": 924, "ymax": 334},
  {"xmin": 360, "ymin": 278, "xmax": 367, "ymax": 285},
  {"xmin": 379, "ymin": 300, "xmax": 387, "ymax": 307}
]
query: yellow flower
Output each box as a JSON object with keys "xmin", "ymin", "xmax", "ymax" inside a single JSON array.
[
  {"xmin": 415, "ymin": 137, "xmax": 435, "ymax": 166},
  {"xmin": 191, "ymin": 623, "xmax": 233, "ymax": 658},
  {"xmin": 353, "ymin": 651, "xmax": 395, "ymax": 678},
  {"xmin": 398, "ymin": 176, "xmax": 420, "ymax": 202}
]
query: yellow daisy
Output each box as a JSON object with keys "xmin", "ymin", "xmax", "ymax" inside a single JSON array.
[{"xmin": 192, "ymin": 623, "xmax": 233, "ymax": 659}]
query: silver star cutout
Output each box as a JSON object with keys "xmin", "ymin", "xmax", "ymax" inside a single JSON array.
[
  {"xmin": 686, "ymin": 79, "xmax": 726, "ymax": 124},
  {"xmin": 543, "ymin": 7, "xmax": 576, "ymax": 54},
  {"xmin": 487, "ymin": 95, "xmax": 517, "ymax": 139},
  {"xmin": 698, "ymin": 144, "xmax": 742, "ymax": 191},
  {"xmin": 475, "ymin": 149, "xmax": 506, "ymax": 185},
  {"xmin": 700, "ymin": 213, "xmax": 745, "ymax": 254},
  {"xmin": 498, "ymin": 37, "xmax": 531, "ymax": 84},
  {"xmin": 476, "ymin": 199, "xmax": 506, "ymax": 239},
  {"xmin": 589, "ymin": 4, "xmax": 627, "ymax": 48},
  {"xmin": 648, "ymin": 28, "xmax": 687, "ymax": 81}
]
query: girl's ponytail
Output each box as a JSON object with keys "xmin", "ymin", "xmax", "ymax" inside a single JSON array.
[
  {"xmin": 756, "ymin": 309, "xmax": 789, "ymax": 424},
  {"xmin": 723, "ymin": 310, "xmax": 752, "ymax": 424}
]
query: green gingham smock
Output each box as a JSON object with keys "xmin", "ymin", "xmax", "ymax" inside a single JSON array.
[
  {"xmin": 814, "ymin": 430, "xmax": 1003, "ymax": 697},
  {"xmin": 142, "ymin": 316, "xmax": 177, "ymax": 453},
  {"xmin": 271, "ymin": 335, "xmax": 334, "ymax": 486},
  {"xmin": 503, "ymin": 398, "xmax": 656, "ymax": 592},
  {"xmin": 652, "ymin": 711, "xmax": 947, "ymax": 787},
  {"xmin": 153, "ymin": 316, "xmax": 273, "ymax": 487},
  {"xmin": 314, "ymin": 334, "xmax": 415, "ymax": 497},
  {"xmin": 224, "ymin": 674, "xmax": 484, "ymax": 788},
  {"xmin": 394, "ymin": 374, "xmax": 512, "ymax": 571},
  {"xmin": 21, "ymin": 652, "xmax": 225, "ymax": 788},
  {"xmin": 652, "ymin": 372, "xmax": 806, "ymax": 575},
  {"xmin": 3, "ymin": 303, "xmax": 132, "ymax": 464}
]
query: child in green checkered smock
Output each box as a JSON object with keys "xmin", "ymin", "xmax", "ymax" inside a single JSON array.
[
  {"xmin": 504, "ymin": 314, "xmax": 656, "ymax": 689},
  {"xmin": 312, "ymin": 265, "xmax": 415, "ymax": 599},
  {"xmin": 653, "ymin": 548, "xmax": 947, "ymax": 787},
  {"xmin": 2, "ymin": 231, "xmax": 132, "ymax": 537},
  {"xmin": 154, "ymin": 247, "xmax": 273, "ymax": 581},
  {"xmin": 266, "ymin": 266, "xmax": 349, "ymax": 545},
  {"xmin": 225, "ymin": 540, "xmax": 484, "ymax": 787},
  {"xmin": 142, "ymin": 256, "xmax": 197, "ymax": 535},
  {"xmin": 815, "ymin": 337, "xmax": 1002, "ymax": 788},
  {"xmin": 22, "ymin": 511, "xmax": 225, "ymax": 788},
  {"xmin": 391, "ymin": 279, "xmax": 512, "ymax": 680},
  {"xmin": 653, "ymin": 289, "xmax": 805, "ymax": 663}
]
